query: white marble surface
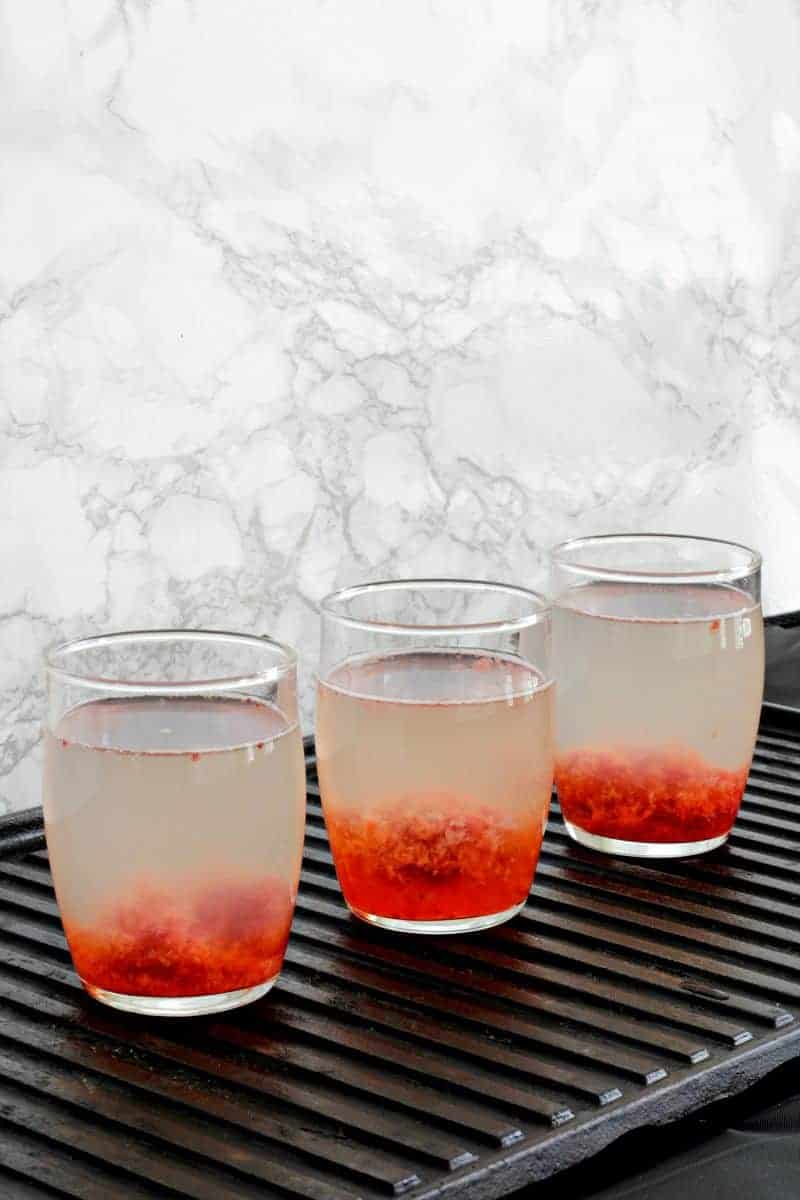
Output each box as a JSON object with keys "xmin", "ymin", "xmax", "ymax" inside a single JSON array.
[{"xmin": 2, "ymin": 0, "xmax": 800, "ymax": 811}]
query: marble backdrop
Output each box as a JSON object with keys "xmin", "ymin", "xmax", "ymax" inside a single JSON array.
[{"xmin": 2, "ymin": 0, "xmax": 800, "ymax": 811}]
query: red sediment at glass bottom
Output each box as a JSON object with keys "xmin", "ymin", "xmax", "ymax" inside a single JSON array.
[
  {"xmin": 324, "ymin": 792, "xmax": 546, "ymax": 922},
  {"xmin": 63, "ymin": 876, "xmax": 294, "ymax": 997},
  {"xmin": 555, "ymin": 745, "xmax": 749, "ymax": 844}
]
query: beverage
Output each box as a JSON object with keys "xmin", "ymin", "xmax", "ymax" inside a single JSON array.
[
  {"xmin": 316, "ymin": 650, "xmax": 554, "ymax": 929},
  {"xmin": 44, "ymin": 696, "xmax": 306, "ymax": 1008},
  {"xmin": 553, "ymin": 582, "xmax": 764, "ymax": 852}
]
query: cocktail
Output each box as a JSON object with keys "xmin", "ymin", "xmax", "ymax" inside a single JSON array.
[
  {"xmin": 552, "ymin": 536, "xmax": 764, "ymax": 858},
  {"xmin": 316, "ymin": 581, "xmax": 554, "ymax": 933},
  {"xmin": 43, "ymin": 631, "xmax": 306, "ymax": 1015}
]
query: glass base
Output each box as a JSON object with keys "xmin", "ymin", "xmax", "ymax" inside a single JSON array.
[
  {"xmin": 564, "ymin": 819, "xmax": 729, "ymax": 859},
  {"xmin": 83, "ymin": 974, "xmax": 278, "ymax": 1016},
  {"xmin": 346, "ymin": 899, "xmax": 526, "ymax": 934}
]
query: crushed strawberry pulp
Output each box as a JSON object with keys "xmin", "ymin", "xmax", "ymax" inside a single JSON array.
[
  {"xmin": 64, "ymin": 875, "xmax": 294, "ymax": 996},
  {"xmin": 325, "ymin": 792, "xmax": 544, "ymax": 921},
  {"xmin": 555, "ymin": 745, "xmax": 748, "ymax": 843}
]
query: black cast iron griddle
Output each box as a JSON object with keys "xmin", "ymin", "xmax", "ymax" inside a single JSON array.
[{"xmin": 0, "ymin": 707, "xmax": 799, "ymax": 1199}]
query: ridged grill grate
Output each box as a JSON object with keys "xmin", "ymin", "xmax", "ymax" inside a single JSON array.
[{"xmin": 0, "ymin": 707, "xmax": 799, "ymax": 1198}]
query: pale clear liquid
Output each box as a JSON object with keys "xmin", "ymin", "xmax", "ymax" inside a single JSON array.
[
  {"xmin": 316, "ymin": 650, "xmax": 554, "ymax": 922},
  {"xmin": 43, "ymin": 697, "xmax": 306, "ymax": 993},
  {"xmin": 553, "ymin": 583, "xmax": 764, "ymax": 765}
]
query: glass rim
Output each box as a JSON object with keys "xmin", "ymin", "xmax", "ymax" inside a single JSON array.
[
  {"xmin": 319, "ymin": 578, "xmax": 550, "ymax": 637},
  {"xmin": 550, "ymin": 533, "xmax": 762, "ymax": 585},
  {"xmin": 44, "ymin": 629, "xmax": 298, "ymax": 695}
]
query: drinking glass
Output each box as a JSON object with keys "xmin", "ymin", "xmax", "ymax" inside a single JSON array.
[
  {"xmin": 551, "ymin": 535, "xmax": 764, "ymax": 858},
  {"xmin": 315, "ymin": 580, "xmax": 554, "ymax": 934},
  {"xmin": 43, "ymin": 631, "xmax": 306, "ymax": 1016}
]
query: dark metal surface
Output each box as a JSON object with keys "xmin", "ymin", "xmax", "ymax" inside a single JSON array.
[
  {"xmin": 507, "ymin": 1057, "xmax": 800, "ymax": 1199},
  {"xmin": 0, "ymin": 711, "xmax": 799, "ymax": 1199},
  {"xmin": 765, "ymin": 613, "xmax": 800, "ymax": 710}
]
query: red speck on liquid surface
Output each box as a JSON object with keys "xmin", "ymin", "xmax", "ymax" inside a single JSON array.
[
  {"xmin": 325, "ymin": 793, "xmax": 544, "ymax": 921},
  {"xmin": 555, "ymin": 746, "xmax": 748, "ymax": 843},
  {"xmin": 710, "ymin": 619, "xmax": 721, "ymax": 633},
  {"xmin": 190, "ymin": 752, "xmax": 200, "ymax": 763},
  {"xmin": 60, "ymin": 738, "xmax": 69, "ymax": 748},
  {"xmin": 64, "ymin": 876, "xmax": 294, "ymax": 996}
]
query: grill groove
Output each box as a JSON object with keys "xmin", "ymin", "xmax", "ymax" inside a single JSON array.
[{"xmin": 0, "ymin": 707, "xmax": 797, "ymax": 1198}]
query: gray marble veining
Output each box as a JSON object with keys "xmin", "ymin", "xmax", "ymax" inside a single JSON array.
[{"xmin": 2, "ymin": 0, "xmax": 799, "ymax": 810}]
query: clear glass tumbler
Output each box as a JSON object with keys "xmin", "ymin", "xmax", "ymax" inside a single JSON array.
[
  {"xmin": 43, "ymin": 631, "xmax": 306, "ymax": 1016},
  {"xmin": 551, "ymin": 535, "xmax": 764, "ymax": 859},
  {"xmin": 315, "ymin": 580, "xmax": 554, "ymax": 934}
]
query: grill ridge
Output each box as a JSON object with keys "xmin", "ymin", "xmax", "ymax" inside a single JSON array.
[{"xmin": 0, "ymin": 708, "xmax": 797, "ymax": 1198}]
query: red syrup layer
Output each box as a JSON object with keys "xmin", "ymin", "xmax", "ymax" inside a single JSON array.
[
  {"xmin": 324, "ymin": 792, "xmax": 545, "ymax": 921},
  {"xmin": 555, "ymin": 746, "xmax": 749, "ymax": 844},
  {"xmin": 64, "ymin": 875, "xmax": 294, "ymax": 996}
]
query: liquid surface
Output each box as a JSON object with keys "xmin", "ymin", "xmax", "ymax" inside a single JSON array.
[
  {"xmin": 553, "ymin": 582, "xmax": 764, "ymax": 843},
  {"xmin": 44, "ymin": 697, "xmax": 306, "ymax": 996},
  {"xmin": 559, "ymin": 581, "xmax": 757, "ymax": 622},
  {"xmin": 59, "ymin": 695, "xmax": 291, "ymax": 753},
  {"xmin": 325, "ymin": 648, "xmax": 546, "ymax": 704},
  {"xmin": 316, "ymin": 650, "xmax": 554, "ymax": 921}
]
